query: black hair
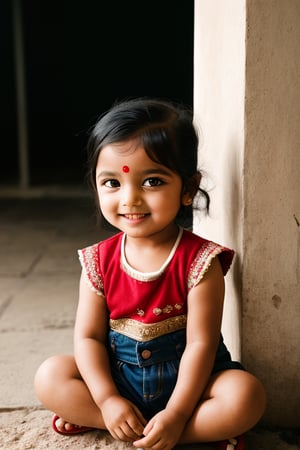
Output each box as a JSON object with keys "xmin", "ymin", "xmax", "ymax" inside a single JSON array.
[{"xmin": 86, "ymin": 97, "xmax": 209, "ymax": 226}]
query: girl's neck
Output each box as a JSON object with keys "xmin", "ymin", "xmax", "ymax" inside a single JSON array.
[
  {"xmin": 123, "ymin": 225, "xmax": 181, "ymax": 273},
  {"xmin": 125, "ymin": 223, "xmax": 179, "ymax": 249}
]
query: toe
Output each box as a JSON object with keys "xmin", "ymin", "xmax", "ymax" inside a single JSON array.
[{"xmin": 55, "ymin": 417, "xmax": 68, "ymax": 432}]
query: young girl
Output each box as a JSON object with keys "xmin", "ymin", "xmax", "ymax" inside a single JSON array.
[{"xmin": 35, "ymin": 98, "xmax": 266, "ymax": 450}]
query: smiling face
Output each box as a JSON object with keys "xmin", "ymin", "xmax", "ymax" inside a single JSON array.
[{"xmin": 95, "ymin": 140, "xmax": 192, "ymax": 241}]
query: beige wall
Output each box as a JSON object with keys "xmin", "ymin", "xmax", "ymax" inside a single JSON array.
[
  {"xmin": 193, "ymin": 0, "xmax": 246, "ymax": 361},
  {"xmin": 194, "ymin": 0, "xmax": 300, "ymax": 427}
]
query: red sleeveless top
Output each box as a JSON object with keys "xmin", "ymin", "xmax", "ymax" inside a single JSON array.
[{"xmin": 79, "ymin": 228, "xmax": 233, "ymax": 339}]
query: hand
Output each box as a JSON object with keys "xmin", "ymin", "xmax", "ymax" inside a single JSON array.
[
  {"xmin": 100, "ymin": 395, "xmax": 147, "ymax": 442},
  {"xmin": 133, "ymin": 409, "xmax": 186, "ymax": 450}
]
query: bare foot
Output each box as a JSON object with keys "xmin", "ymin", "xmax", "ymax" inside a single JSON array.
[{"xmin": 54, "ymin": 416, "xmax": 84, "ymax": 433}]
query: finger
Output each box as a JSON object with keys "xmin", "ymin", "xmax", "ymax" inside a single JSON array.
[
  {"xmin": 130, "ymin": 402, "xmax": 147, "ymax": 426},
  {"xmin": 134, "ymin": 434, "xmax": 160, "ymax": 448},
  {"xmin": 112, "ymin": 426, "xmax": 136, "ymax": 442},
  {"xmin": 149, "ymin": 440, "xmax": 171, "ymax": 450},
  {"xmin": 107, "ymin": 424, "xmax": 134, "ymax": 442},
  {"xmin": 121, "ymin": 422, "xmax": 142, "ymax": 440},
  {"xmin": 127, "ymin": 416, "xmax": 145, "ymax": 437},
  {"xmin": 142, "ymin": 417, "xmax": 155, "ymax": 435},
  {"xmin": 107, "ymin": 427, "xmax": 120, "ymax": 441}
]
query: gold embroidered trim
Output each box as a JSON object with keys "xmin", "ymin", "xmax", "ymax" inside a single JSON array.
[
  {"xmin": 78, "ymin": 246, "xmax": 104, "ymax": 296},
  {"xmin": 188, "ymin": 242, "xmax": 225, "ymax": 290},
  {"xmin": 109, "ymin": 315, "xmax": 187, "ymax": 342}
]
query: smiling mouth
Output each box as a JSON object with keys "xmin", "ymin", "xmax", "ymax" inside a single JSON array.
[{"xmin": 122, "ymin": 213, "xmax": 149, "ymax": 220}]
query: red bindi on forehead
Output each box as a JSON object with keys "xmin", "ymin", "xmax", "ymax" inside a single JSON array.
[{"xmin": 122, "ymin": 165, "xmax": 130, "ymax": 173}]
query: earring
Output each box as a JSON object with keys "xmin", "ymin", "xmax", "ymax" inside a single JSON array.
[{"xmin": 184, "ymin": 198, "xmax": 193, "ymax": 206}]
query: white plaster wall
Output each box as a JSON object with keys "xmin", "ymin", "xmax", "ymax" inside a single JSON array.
[
  {"xmin": 194, "ymin": 0, "xmax": 300, "ymax": 427},
  {"xmin": 193, "ymin": 0, "xmax": 246, "ymax": 361}
]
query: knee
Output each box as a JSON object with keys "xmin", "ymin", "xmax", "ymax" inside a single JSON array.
[
  {"xmin": 246, "ymin": 373, "xmax": 267, "ymax": 419},
  {"xmin": 34, "ymin": 355, "xmax": 70, "ymax": 401},
  {"xmin": 230, "ymin": 371, "xmax": 267, "ymax": 426}
]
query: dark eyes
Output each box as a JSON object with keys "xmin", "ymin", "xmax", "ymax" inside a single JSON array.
[
  {"xmin": 143, "ymin": 177, "xmax": 164, "ymax": 187},
  {"xmin": 103, "ymin": 179, "xmax": 120, "ymax": 188},
  {"xmin": 103, "ymin": 177, "xmax": 164, "ymax": 188}
]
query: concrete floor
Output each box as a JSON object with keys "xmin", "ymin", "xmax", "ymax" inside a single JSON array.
[{"xmin": 0, "ymin": 197, "xmax": 299, "ymax": 449}]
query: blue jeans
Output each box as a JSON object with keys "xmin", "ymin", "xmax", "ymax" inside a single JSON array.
[{"xmin": 108, "ymin": 329, "xmax": 243, "ymax": 420}]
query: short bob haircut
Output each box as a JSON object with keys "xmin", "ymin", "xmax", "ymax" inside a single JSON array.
[{"xmin": 86, "ymin": 98, "xmax": 209, "ymax": 226}]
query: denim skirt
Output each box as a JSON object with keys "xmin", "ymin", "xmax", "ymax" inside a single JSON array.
[{"xmin": 108, "ymin": 328, "xmax": 243, "ymax": 420}]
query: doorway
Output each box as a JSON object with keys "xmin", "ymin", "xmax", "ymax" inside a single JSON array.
[{"xmin": 0, "ymin": 0, "xmax": 194, "ymax": 190}]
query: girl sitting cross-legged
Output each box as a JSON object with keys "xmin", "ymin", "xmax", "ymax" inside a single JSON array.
[{"xmin": 35, "ymin": 98, "xmax": 266, "ymax": 450}]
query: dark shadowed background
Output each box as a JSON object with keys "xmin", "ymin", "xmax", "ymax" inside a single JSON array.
[{"xmin": 0, "ymin": 0, "xmax": 194, "ymax": 189}]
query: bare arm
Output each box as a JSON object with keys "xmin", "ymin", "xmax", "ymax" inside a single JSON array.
[
  {"xmin": 74, "ymin": 272, "xmax": 146, "ymax": 440},
  {"xmin": 134, "ymin": 257, "xmax": 225, "ymax": 448},
  {"xmin": 166, "ymin": 256, "xmax": 225, "ymax": 418},
  {"xmin": 74, "ymin": 272, "xmax": 118, "ymax": 404}
]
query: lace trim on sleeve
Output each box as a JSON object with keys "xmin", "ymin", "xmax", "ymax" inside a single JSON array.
[
  {"xmin": 78, "ymin": 244, "xmax": 104, "ymax": 296},
  {"xmin": 188, "ymin": 242, "xmax": 234, "ymax": 290}
]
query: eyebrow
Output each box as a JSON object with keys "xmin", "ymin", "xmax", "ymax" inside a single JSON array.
[
  {"xmin": 97, "ymin": 171, "xmax": 118, "ymax": 179},
  {"xmin": 142, "ymin": 168, "xmax": 173, "ymax": 176},
  {"xmin": 97, "ymin": 168, "xmax": 173, "ymax": 179}
]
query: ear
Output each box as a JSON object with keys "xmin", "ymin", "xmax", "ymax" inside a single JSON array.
[
  {"xmin": 181, "ymin": 193, "xmax": 193, "ymax": 206},
  {"xmin": 181, "ymin": 172, "xmax": 202, "ymax": 205}
]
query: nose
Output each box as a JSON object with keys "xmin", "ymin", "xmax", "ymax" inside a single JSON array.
[{"xmin": 121, "ymin": 185, "xmax": 142, "ymax": 207}]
